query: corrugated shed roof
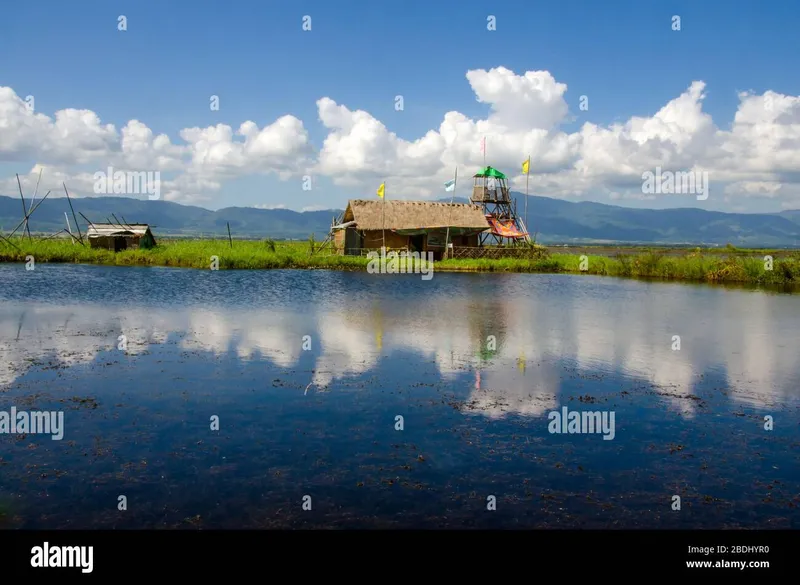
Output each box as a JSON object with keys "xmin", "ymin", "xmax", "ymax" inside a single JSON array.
[
  {"xmin": 86, "ymin": 224, "xmax": 151, "ymax": 237},
  {"xmin": 343, "ymin": 200, "xmax": 490, "ymax": 231}
]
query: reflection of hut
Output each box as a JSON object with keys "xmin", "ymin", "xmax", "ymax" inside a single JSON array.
[
  {"xmin": 86, "ymin": 224, "xmax": 157, "ymax": 252},
  {"xmin": 332, "ymin": 200, "xmax": 489, "ymax": 260}
]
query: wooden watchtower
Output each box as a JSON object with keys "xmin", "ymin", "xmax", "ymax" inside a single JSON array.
[{"xmin": 470, "ymin": 166, "xmax": 530, "ymax": 246}]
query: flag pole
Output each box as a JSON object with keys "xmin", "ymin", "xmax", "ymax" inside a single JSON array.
[
  {"xmin": 524, "ymin": 155, "xmax": 530, "ymax": 243},
  {"xmin": 382, "ymin": 180, "xmax": 386, "ymax": 253},
  {"xmin": 444, "ymin": 167, "xmax": 457, "ymax": 259}
]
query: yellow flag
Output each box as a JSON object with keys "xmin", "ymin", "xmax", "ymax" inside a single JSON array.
[
  {"xmin": 522, "ymin": 159, "xmax": 530, "ymax": 175},
  {"xmin": 377, "ymin": 182, "xmax": 385, "ymax": 198}
]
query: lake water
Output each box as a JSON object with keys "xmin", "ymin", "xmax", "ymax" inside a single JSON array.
[{"xmin": 0, "ymin": 264, "xmax": 798, "ymax": 528}]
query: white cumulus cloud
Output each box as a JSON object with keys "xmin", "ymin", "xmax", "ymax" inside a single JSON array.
[{"xmin": 1, "ymin": 66, "xmax": 799, "ymax": 208}]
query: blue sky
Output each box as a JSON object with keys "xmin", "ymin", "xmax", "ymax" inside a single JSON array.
[{"xmin": 1, "ymin": 0, "xmax": 798, "ymax": 213}]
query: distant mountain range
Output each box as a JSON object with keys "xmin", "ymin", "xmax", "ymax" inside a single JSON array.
[{"xmin": 2, "ymin": 193, "xmax": 799, "ymax": 247}]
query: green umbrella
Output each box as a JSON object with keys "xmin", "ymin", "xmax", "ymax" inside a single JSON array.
[{"xmin": 473, "ymin": 166, "xmax": 507, "ymax": 179}]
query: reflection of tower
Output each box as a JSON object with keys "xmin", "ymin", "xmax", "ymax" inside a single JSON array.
[
  {"xmin": 470, "ymin": 166, "xmax": 530, "ymax": 246},
  {"xmin": 468, "ymin": 299, "xmax": 509, "ymax": 365}
]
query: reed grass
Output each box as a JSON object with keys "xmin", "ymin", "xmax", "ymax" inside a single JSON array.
[{"xmin": 0, "ymin": 237, "xmax": 798, "ymax": 285}]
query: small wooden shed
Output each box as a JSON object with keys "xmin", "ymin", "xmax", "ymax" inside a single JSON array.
[{"xmin": 86, "ymin": 224, "xmax": 157, "ymax": 252}]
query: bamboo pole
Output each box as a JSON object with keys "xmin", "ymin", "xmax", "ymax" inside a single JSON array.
[
  {"xmin": 16, "ymin": 174, "xmax": 32, "ymax": 240},
  {"xmin": 227, "ymin": 222, "xmax": 233, "ymax": 248},
  {"xmin": 29, "ymin": 168, "xmax": 42, "ymax": 216},
  {"xmin": 40, "ymin": 228, "xmax": 76, "ymax": 242},
  {"xmin": 39, "ymin": 230, "xmax": 66, "ymax": 241},
  {"xmin": 78, "ymin": 212, "xmax": 97, "ymax": 232},
  {"xmin": 61, "ymin": 229, "xmax": 82, "ymax": 244},
  {"xmin": 7, "ymin": 190, "xmax": 50, "ymax": 238},
  {"xmin": 0, "ymin": 232, "xmax": 21, "ymax": 250},
  {"xmin": 63, "ymin": 183, "xmax": 84, "ymax": 245},
  {"xmin": 64, "ymin": 212, "xmax": 74, "ymax": 245}
]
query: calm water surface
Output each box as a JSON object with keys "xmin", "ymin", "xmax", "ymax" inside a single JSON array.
[{"xmin": 0, "ymin": 264, "xmax": 798, "ymax": 528}]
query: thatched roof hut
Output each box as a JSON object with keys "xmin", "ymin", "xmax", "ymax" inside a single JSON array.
[
  {"xmin": 86, "ymin": 223, "xmax": 156, "ymax": 252},
  {"xmin": 332, "ymin": 200, "xmax": 490, "ymax": 258},
  {"xmin": 340, "ymin": 200, "xmax": 489, "ymax": 231}
]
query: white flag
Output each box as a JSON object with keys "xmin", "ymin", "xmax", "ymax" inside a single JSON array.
[{"xmin": 444, "ymin": 179, "xmax": 456, "ymax": 192}]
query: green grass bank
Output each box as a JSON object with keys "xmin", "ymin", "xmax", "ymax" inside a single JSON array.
[{"xmin": 1, "ymin": 237, "xmax": 798, "ymax": 286}]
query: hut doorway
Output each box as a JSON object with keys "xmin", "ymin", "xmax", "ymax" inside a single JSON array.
[
  {"xmin": 409, "ymin": 234, "xmax": 425, "ymax": 252},
  {"xmin": 344, "ymin": 228, "xmax": 362, "ymax": 255}
]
